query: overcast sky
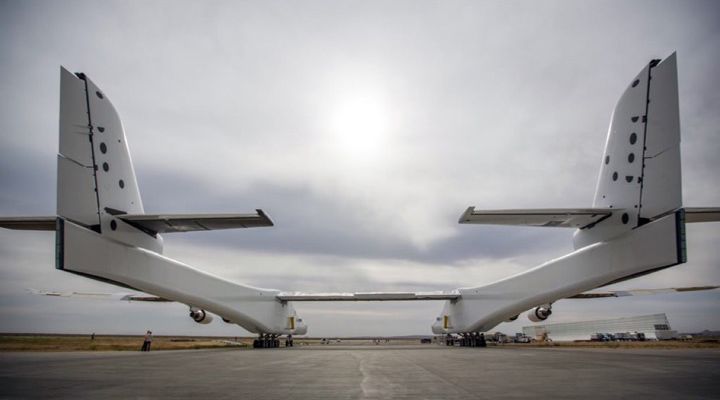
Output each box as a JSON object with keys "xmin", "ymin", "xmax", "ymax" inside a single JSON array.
[{"xmin": 1, "ymin": 0, "xmax": 718, "ymax": 337}]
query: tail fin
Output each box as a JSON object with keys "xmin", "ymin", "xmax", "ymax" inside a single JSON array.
[
  {"xmin": 58, "ymin": 67, "xmax": 161, "ymax": 252},
  {"xmin": 576, "ymin": 53, "xmax": 682, "ymax": 247}
]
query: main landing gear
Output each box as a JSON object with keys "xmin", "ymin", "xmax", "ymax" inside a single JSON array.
[
  {"xmin": 252, "ymin": 334, "xmax": 294, "ymax": 349},
  {"xmin": 446, "ymin": 332, "xmax": 486, "ymax": 347},
  {"xmin": 253, "ymin": 334, "xmax": 280, "ymax": 348}
]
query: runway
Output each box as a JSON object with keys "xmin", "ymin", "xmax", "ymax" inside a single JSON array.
[{"xmin": 1, "ymin": 345, "xmax": 718, "ymax": 399}]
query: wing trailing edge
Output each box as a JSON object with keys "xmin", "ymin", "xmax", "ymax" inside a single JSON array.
[
  {"xmin": 685, "ymin": 207, "xmax": 720, "ymax": 223},
  {"xmin": 0, "ymin": 217, "xmax": 56, "ymax": 231},
  {"xmin": 0, "ymin": 210, "xmax": 275, "ymax": 234},
  {"xmin": 112, "ymin": 209, "xmax": 273, "ymax": 233},
  {"xmin": 276, "ymin": 291, "xmax": 461, "ymax": 301},
  {"xmin": 568, "ymin": 285, "xmax": 719, "ymax": 299},
  {"xmin": 458, "ymin": 207, "xmax": 613, "ymax": 228},
  {"xmin": 28, "ymin": 289, "xmax": 171, "ymax": 302}
]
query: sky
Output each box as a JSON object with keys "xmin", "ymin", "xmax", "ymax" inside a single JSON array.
[{"xmin": 0, "ymin": 0, "xmax": 718, "ymax": 337}]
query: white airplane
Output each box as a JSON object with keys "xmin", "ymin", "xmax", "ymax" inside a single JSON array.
[{"xmin": 1, "ymin": 52, "xmax": 718, "ymax": 347}]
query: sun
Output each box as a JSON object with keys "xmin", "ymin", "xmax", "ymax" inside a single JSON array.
[{"xmin": 326, "ymin": 93, "xmax": 391, "ymax": 163}]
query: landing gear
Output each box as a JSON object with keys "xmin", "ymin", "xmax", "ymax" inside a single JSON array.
[
  {"xmin": 285, "ymin": 334, "xmax": 294, "ymax": 347},
  {"xmin": 253, "ymin": 334, "xmax": 281, "ymax": 348},
  {"xmin": 445, "ymin": 332, "xmax": 486, "ymax": 347}
]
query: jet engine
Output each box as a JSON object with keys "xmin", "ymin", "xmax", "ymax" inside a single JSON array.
[
  {"xmin": 527, "ymin": 305, "xmax": 552, "ymax": 322},
  {"xmin": 189, "ymin": 309, "xmax": 213, "ymax": 324}
]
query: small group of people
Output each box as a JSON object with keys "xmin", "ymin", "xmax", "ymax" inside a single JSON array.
[{"xmin": 140, "ymin": 330, "xmax": 153, "ymax": 351}]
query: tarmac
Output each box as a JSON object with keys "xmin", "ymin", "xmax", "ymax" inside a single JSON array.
[{"xmin": 1, "ymin": 345, "xmax": 719, "ymax": 399}]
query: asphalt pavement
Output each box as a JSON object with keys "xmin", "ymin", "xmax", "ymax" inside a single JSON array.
[{"xmin": 1, "ymin": 345, "xmax": 718, "ymax": 399}]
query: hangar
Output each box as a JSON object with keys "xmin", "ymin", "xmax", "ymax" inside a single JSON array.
[{"xmin": 522, "ymin": 313, "xmax": 678, "ymax": 341}]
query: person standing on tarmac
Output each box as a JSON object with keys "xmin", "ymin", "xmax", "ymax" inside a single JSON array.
[{"xmin": 141, "ymin": 330, "xmax": 153, "ymax": 352}]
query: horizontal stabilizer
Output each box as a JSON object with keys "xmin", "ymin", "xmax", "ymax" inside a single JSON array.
[
  {"xmin": 277, "ymin": 291, "xmax": 461, "ymax": 301},
  {"xmin": 685, "ymin": 207, "xmax": 720, "ymax": 223},
  {"xmin": 28, "ymin": 289, "xmax": 171, "ymax": 302},
  {"xmin": 568, "ymin": 285, "xmax": 719, "ymax": 299},
  {"xmin": 0, "ymin": 217, "xmax": 56, "ymax": 231},
  {"xmin": 115, "ymin": 209, "xmax": 273, "ymax": 233},
  {"xmin": 458, "ymin": 207, "xmax": 613, "ymax": 228}
]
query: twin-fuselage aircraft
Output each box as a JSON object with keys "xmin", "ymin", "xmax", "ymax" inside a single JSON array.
[{"xmin": 1, "ymin": 52, "xmax": 718, "ymax": 347}]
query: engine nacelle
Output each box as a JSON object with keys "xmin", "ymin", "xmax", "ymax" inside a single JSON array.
[
  {"xmin": 189, "ymin": 309, "xmax": 213, "ymax": 324},
  {"xmin": 527, "ymin": 305, "xmax": 552, "ymax": 322}
]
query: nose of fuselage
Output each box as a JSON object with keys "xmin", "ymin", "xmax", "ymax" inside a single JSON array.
[
  {"xmin": 293, "ymin": 319, "xmax": 308, "ymax": 335},
  {"xmin": 431, "ymin": 316, "xmax": 446, "ymax": 334}
]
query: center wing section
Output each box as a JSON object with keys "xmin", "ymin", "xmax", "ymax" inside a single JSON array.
[
  {"xmin": 277, "ymin": 291, "xmax": 461, "ymax": 301},
  {"xmin": 459, "ymin": 207, "xmax": 614, "ymax": 228}
]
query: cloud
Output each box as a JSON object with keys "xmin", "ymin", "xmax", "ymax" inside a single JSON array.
[{"xmin": 0, "ymin": 0, "xmax": 718, "ymax": 336}]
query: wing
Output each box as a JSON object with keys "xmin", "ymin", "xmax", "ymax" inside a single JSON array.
[
  {"xmin": 567, "ymin": 285, "xmax": 719, "ymax": 299},
  {"xmin": 0, "ymin": 217, "xmax": 56, "ymax": 231},
  {"xmin": 109, "ymin": 209, "xmax": 273, "ymax": 233},
  {"xmin": 28, "ymin": 289, "xmax": 172, "ymax": 302},
  {"xmin": 685, "ymin": 207, "xmax": 720, "ymax": 223},
  {"xmin": 277, "ymin": 291, "xmax": 461, "ymax": 301},
  {"xmin": 458, "ymin": 207, "xmax": 613, "ymax": 228}
]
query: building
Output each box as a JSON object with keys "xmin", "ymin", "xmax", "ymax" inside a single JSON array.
[{"xmin": 522, "ymin": 313, "xmax": 677, "ymax": 341}]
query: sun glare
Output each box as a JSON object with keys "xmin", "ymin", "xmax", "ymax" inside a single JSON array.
[{"xmin": 327, "ymin": 94, "xmax": 391, "ymax": 163}]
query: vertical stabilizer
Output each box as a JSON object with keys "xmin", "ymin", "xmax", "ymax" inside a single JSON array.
[
  {"xmin": 575, "ymin": 53, "xmax": 682, "ymax": 248},
  {"xmin": 57, "ymin": 67, "xmax": 161, "ymax": 252}
]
